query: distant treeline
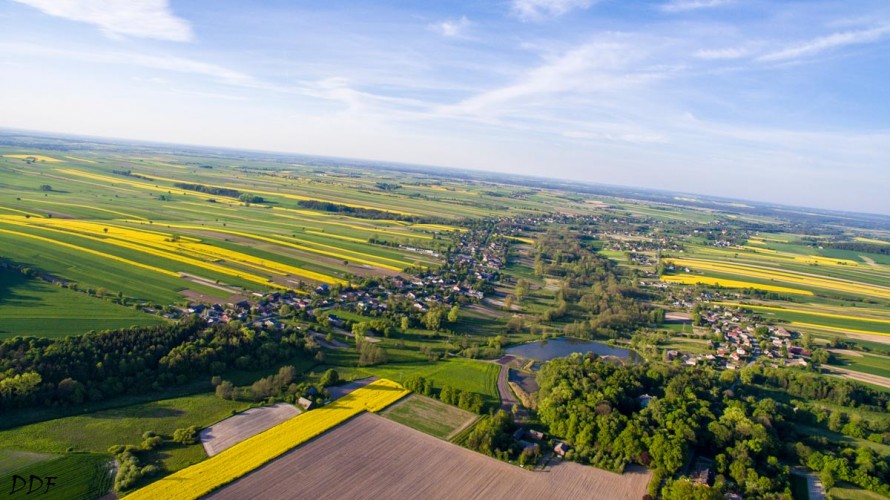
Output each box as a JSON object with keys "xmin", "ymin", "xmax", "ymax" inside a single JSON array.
[
  {"xmin": 297, "ymin": 199, "xmax": 427, "ymax": 222},
  {"xmin": 174, "ymin": 183, "xmax": 241, "ymax": 198},
  {"xmin": 0, "ymin": 317, "xmax": 313, "ymax": 413},
  {"xmin": 827, "ymin": 241, "xmax": 890, "ymax": 255}
]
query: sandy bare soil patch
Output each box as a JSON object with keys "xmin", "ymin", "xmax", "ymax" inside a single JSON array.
[
  {"xmin": 179, "ymin": 273, "xmax": 242, "ymax": 295},
  {"xmin": 665, "ymin": 312, "xmax": 692, "ymax": 322},
  {"xmin": 845, "ymin": 332, "xmax": 890, "ymax": 345},
  {"xmin": 828, "ymin": 348, "xmax": 863, "ymax": 358},
  {"xmin": 200, "ymin": 403, "xmax": 301, "ymax": 457},
  {"xmin": 208, "ymin": 413, "xmax": 651, "ymax": 500}
]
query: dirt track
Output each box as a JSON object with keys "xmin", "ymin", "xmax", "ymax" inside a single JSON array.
[
  {"xmin": 823, "ymin": 366, "xmax": 890, "ymax": 389},
  {"xmin": 207, "ymin": 413, "xmax": 651, "ymax": 500},
  {"xmin": 200, "ymin": 403, "xmax": 301, "ymax": 456}
]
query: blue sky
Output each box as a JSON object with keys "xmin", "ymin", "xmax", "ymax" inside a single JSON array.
[{"xmin": 1, "ymin": 0, "xmax": 888, "ymax": 214}]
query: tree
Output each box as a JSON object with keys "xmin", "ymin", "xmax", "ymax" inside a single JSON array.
[
  {"xmin": 215, "ymin": 380, "xmax": 235, "ymax": 400},
  {"xmin": 172, "ymin": 426, "xmax": 200, "ymax": 445},
  {"xmin": 422, "ymin": 308, "xmax": 445, "ymax": 331},
  {"xmin": 400, "ymin": 316, "xmax": 410, "ymax": 331},
  {"xmin": 448, "ymin": 305, "xmax": 460, "ymax": 323},
  {"xmin": 320, "ymin": 369, "xmax": 340, "ymax": 387}
]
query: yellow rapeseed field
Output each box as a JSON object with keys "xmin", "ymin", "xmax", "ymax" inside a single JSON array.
[
  {"xmin": 0, "ymin": 216, "xmax": 338, "ymax": 286},
  {"xmin": 667, "ymin": 258, "xmax": 890, "ymax": 298},
  {"xmin": 789, "ymin": 322, "xmax": 890, "ymax": 338},
  {"xmin": 0, "ymin": 227, "xmax": 180, "ymax": 278},
  {"xmin": 661, "ymin": 274, "xmax": 814, "ymax": 296},
  {"xmin": 711, "ymin": 302, "xmax": 890, "ymax": 324},
  {"xmin": 506, "ymin": 236, "xmax": 536, "ymax": 245},
  {"xmin": 792, "ymin": 255, "xmax": 860, "ymax": 267},
  {"xmin": 63, "ymin": 156, "xmax": 98, "ymax": 164},
  {"xmin": 125, "ymin": 379, "xmax": 409, "ymax": 500},
  {"xmin": 855, "ymin": 237, "xmax": 890, "ymax": 245},
  {"xmin": 160, "ymin": 223, "xmax": 407, "ymax": 271},
  {"xmin": 3, "ymin": 154, "xmax": 63, "ymax": 162}
]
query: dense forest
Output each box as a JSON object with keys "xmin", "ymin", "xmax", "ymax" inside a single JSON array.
[
  {"xmin": 536, "ymin": 354, "xmax": 890, "ymax": 498},
  {"xmin": 0, "ymin": 318, "xmax": 313, "ymax": 411}
]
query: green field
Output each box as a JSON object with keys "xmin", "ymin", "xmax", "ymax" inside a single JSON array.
[
  {"xmin": 0, "ymin": 449, "xmax": 53, "ymax": 476},
  {"xmin": 0, "ymin": 270, "xmax": 165, "ymax": 338},
  {"xmin": 0, "ymin": 394, "xmax": 248, "ymax": 473},
  {"xmin": 382, "ymin": 394, "xmax": 478, "ymax": 439},
  {"xmin": 332, "ymin": 358, "xmax": 500, "ymax": 408},
  {"xmin": 0, "ymin": 453, "xmax": 113, "ymax": 500},
  {"xmin": 828, "ymin": 482, "xmax": 888, "ymax": 500},
  {"xmin": 831, "ymin": 352, "xmax": 890, "ymax": 379}
]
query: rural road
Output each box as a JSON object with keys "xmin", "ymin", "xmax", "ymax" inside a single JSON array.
[
  {"xmin": 792, "ymin": 468, "xmax": 825, "ymax": 500},
  {"xmin": 495, "ymin": 358, "xmax": 527, "ymax": 421}
]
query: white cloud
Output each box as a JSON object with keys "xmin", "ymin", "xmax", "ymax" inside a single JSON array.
[
  {"xmin": 0, "ymin": 43, "xmax": 252, "ymax": 85},
  {"xmin": 429, "ymin": 16, "xmax": 471, "ymax": 38},
  {"xmin": 660, "ymin": 0, "xmax": 733, "ymax": 13},
  {"xmin": 511, "ymin": 0, "xmax": 596, "ymax": 21},
  {"xmin": 12, "ymin": 0, "xmax": 193, "ymax": 41},
  {"xmin": 694, "ymin": 47, "xmax": 750, "ymax": 60},
  {"xmin": 758, "ymin": 25, "xmax": 890, "ymax": 62}
]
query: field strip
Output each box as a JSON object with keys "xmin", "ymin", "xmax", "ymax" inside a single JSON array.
[
  {"xmin": 0, "ymin": 218, "xmax": 287, "ymax": 287},
  {"xmin": 712, "ymin": 302, "xmax": 890, "ymax": 324},
  {"xmin": 19, "ymin": 199, "xmax": 147, "ymax": 220},
  {"xmin": 159, "ymin": 223, "xmax": 408, "ymax": 271},
  {"xmin": 0, "ymin": 206, "xmax": 43, "ymax": 217},
  {"xmin": 789, "ymin": 322, "xmax": 890, "ymax": 337},
  {"xmin": 823, "ymin": 365, "xmax": 890, "ymax": 390},
  {"xmin": 63, "ymin": 155, "xmax": 98, "ymax": 164},
  {"xmin": 0, "ymin": 228, "xmax": 181, "ymax": 277},
  {"xmin": 125, "ymin": 379, "xmax": 409, "ymax": 500},
  {"xmin": 16, "ymin": 217, "xmax": 343, "ymax": 284},
  {"xmin": 855, "ymin": 237, "xmax": 890, "ymax": 245},
  {"xmin": 667, "ymin": 258, "xmax": 890, "ymax": 298},
  {"xmin": 269, "ymin": 208, "xmax": 433, "ymax": 240},
  {"xmin": 305, "ymin": 230, "xmax": 366, "ymax": 243},
  {"xmin": 661, "ymin": 275, "xmax": 813, "ymax": 295},
  {"xmin": 57, "ymin": 169, "xmax": 222, "ymax": 202},
  {"xmin": 131, "ymin": 171, "xmax": 417, "ymax": 215},
  {"xmin": 2, "ymin": 154, "xmax": 63, "ymax": 162}
]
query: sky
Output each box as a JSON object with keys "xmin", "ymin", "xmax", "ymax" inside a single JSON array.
[{"xmin": 1, "ymin": 0, "xmax": 888, "ymax": 215}]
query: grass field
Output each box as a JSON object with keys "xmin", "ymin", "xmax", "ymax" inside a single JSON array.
[
  {"xmin": 0, "ymin": 453, "xmax": 113, "ymax": 500},
  {"xmin": 0, "ymin": 394, "xmax": 249, "ymax": 473},
  {"xmin": 0, "ymin": 270, "xmax": 165, "ymax": 338},
  {"xmin": 830, "ymin": 352, "xmax": 890, "ymax": 379},
  {"xmin": 381, "ymin": 394, "xmax": 477, "ymax": 439},
  {"xmin": 828, "ymin": 482, "xmax": 888, "ymax": 500},
  {"xmin": 0, "ymin": 449, "xmax": 53, "ymax": 476}
]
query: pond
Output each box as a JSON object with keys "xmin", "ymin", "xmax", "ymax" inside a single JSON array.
[{"xmin": 505, "ymin": 337, "xmax": 642, "ymax": 363}]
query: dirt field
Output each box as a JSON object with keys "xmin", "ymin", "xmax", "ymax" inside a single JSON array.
[
  {"xmin": 207, "ymin": 413, "xmax": 651, "ymax": 500},
  {"xmin": 200, "ymin": 403, "xmax": 301, "ymax": 456},
  {"xmin": 381, "ymin": 394, "xmax": 477, "ymax": 439}
]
